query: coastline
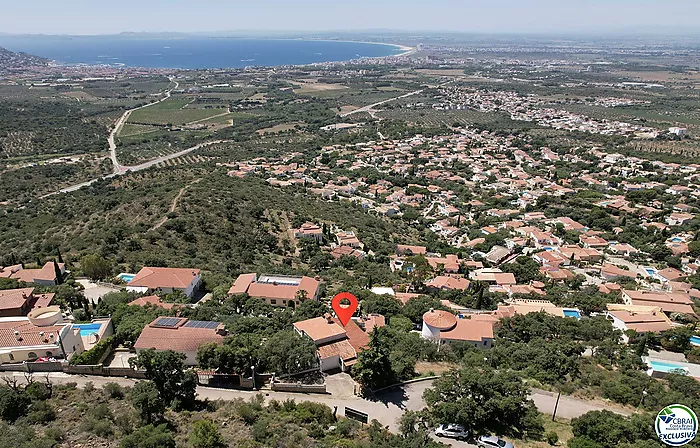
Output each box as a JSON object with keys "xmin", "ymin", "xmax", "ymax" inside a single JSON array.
[{"xmin": 4, "ymin": 36, "xmax": 415, "ymax": 71}]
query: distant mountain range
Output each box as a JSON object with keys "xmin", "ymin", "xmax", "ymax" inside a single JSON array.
[{"xmin": 0, "ymin": 46, "xmax": 49, "ymax": 71}]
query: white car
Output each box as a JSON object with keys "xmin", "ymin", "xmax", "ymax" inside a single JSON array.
[
  {"xmin": 434, "ymin": 424, "xmax": 469, "ymax": 440},
  {"xmin": 477, "ymin": 435, "xmax": 514, "ymax": 448}
]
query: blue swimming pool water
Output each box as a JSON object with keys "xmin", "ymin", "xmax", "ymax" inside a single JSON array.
[
  {"xmin": 671, "ymin": 237, "xmax": 683, "ymax": 243},
  {"xmin": 648, "ymin": 360, "xmax": 689, "ymax": 374},
  {"xmin": 118, "ymin": 273, "xmax": 135, "ymax": 282},
  {"xmin": 563, "ymin": 310, "xmax": 581, "ymax": 319},
  {"xmin": 645, "ymin": 268, "xmax": 656, "ymax": 275},
  {"xmin": 690, "ymin": 336, "xmax": 700, "ymax": 346},
  {"xmin": 74, "ymin": 323, "xmax": 102, "ymax": 336}
]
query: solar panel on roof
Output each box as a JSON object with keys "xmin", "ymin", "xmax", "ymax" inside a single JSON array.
[
  {"xmin": 153, "ymin": 317, "xmax": 181, "ymax": 328},
  {"xmin": 184, "ymin": 320, "xmax": 219, "ymax": 330}
]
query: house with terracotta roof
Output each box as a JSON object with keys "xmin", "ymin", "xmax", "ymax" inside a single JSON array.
[
  {"xmin": 425, "ymin": 276, "xmax": 470, "ymax": 291},
  {"xmin": 134, "ymin": 317, "xmax": 226, "ymax": 365},
  {"xmin": 293, "ymin": 222, "xmax": 323, "ymax": 243},
  {"xmin": 621, "ymin": 290, "xmax": 696, "ymax": 316},
  {"xmin": 336, "ymin": 231, "xmax": 362, "ymax": 248},
  {"xmin": 127, "ymin": 267, "xmax": 201, "ymax": 298},
  {"xmin": 228, "ymin": 273, "xmax": 320, "ymax": 308},
  {"xmin": 558, "ymin": 245, "xmax": 603, "ymax": 262},
  {"xmin": 605, "ymin": 304, "xmax": 673, "ymax": 342},
  {"xmin": 293, "ymin": 314, "xmax": 369, "ymax": 372},
  {"xmin": 128, "ymin": 295, "xmax": 177, "ymax": 310},
  {"xmin": 396, "ymin": 244, "xmax": 427, "ymax": 256},
  {"xmin": 421, "ymin": 309, "xmax": 495, "ymax": 348},
  {"xmin": 0, "ymin": 288, "xmax": 54, "ymax": 318},
  {"xmin": 600, "ymin": 263, "xmax": 637, "ymax": 280},
  {"xmin": 1, "ymin": 262, "xmax": 65, "ymax": 286},
  {"xmin": 330, "ymin": 245, "xmax": 366, "ymax": 260},
  {"xmin": 539, "ymin": 267, "xmax": 575, "ymax": 282},
  {"xmin": 0, "ymin": 307, "xmax": 85, "ymax": 364}
]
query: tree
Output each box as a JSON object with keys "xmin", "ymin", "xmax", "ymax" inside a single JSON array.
[
  {"xmin": 361, "ymin": 293, "xmax": 403, "ymax": 318},
  {"xmin": 423, "ymin": 367, "xmax": 543, "ymax": 439},
  {"xmin": 80, "ymin": 254, "xmax": 113, "ymax": 281},
  {"xmin": 53, "ymin": 260, "xmax": 63, "ymax": 285},
  {"xmin": 352, "ymin": 327, "xmax": 397, "ymax": 391},
  {"xmin": 0, "ymin": 386, "xmax": 30, "ymax": 422},
  {"xmin": 129, "ymin": 381, "xmax": 165, "ymax": 425},
  {"xmin": 258, "ymin": 330, "xmax": 317, "ymax": 374},
  {"xmin": 130, "ymin": 349, "xmax": 197, "ymax": 408},
  {"xmin": 120, "ymin": 424, "xmax": 176, "ymax": 448},
  {"xmin": 189, "ymin": 419, "xmax": 225, "ymax": 448},
  {"xmin": 402, "ymin": 296, "xmax": 446, "ymax": 324},
  {"xmin": 293, "ymin": 300, "xmax": 329, "ymax": 321},
  {"xmin": 661, "ymin": 326, "xmax": 693, "ymax": 353}
]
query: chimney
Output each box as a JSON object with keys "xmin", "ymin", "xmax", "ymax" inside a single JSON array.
[
  {"xmin": 13, "ymin": 330, "xmax": 20, "ymax": 341},
  {"xmin": 324, "ymin": 313, "xmax": 333, "ymax": 323},
  {"xmin": 49, "ymin": 333, "xmax": 55, "ymax": 340}
]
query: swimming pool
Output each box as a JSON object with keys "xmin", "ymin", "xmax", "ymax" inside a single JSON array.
[
  {"xmin": 691, "ymin": 336, "xmax": 700, "ymax": 346},
  {"xmin": 563, "ymin": 309, "xmax": 581, "ymax": 319},
  {"xmin": 74, "ymin": 323, "xmax": 102, "ymax": 337},
  {"xmin": 670, "ymin": 237, "xmax": 683, "ymax": 243},
  {"xmin": 117, "ymin": 273, "xmax": 135, "ymax": 283},
  {"xmin": 645, "ymin": 268, "xmax": 656, "ymax": 276},
  {"xmin": 648, "ymin": 360, "xmax": 689, "ymax": 374}
]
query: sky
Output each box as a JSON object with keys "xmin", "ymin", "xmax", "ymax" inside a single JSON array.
[{"xmin": 2, "ymin": 0, "xmax": 699, "ymax": 35}]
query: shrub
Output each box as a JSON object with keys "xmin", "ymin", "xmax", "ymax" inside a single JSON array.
[
  {"xmin": 120, "ymin": 424, "xmax": 176, "ymax": 448},
  {"xmin": 69, "ymin": 337, "xmax": 114, "ymax": 365},
  {"xmin": 84, "ymin": 382, "xmax": 95, "ymax": 393},
  {"xmin": 546, "ymin": 431, "xmax": 559, "ymax": 445},
  {"xmin": 24, "ymin": 382, "xmax": 52, "ymax": 401},
  {"xmin": 25, "ymin": 401, "xmax": 56, "ymax": 424},
  {"xmin": 103, "ymin": 382, "xmax": 125, "ymax": 399},
  {"xmin": 189, "ymin": 419, "xmax": 225, "ymax": 448},
  {"xmin": 0, "ymin": 386, "xmax": 30, "ymax": 422}
]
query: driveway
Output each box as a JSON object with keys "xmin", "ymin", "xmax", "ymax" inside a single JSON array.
[{"xmin": 76, "ymin": 279, "xmax": 122, "ymax": 304}]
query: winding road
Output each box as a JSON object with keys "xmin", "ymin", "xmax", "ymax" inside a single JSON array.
[
  {"xmin": 339, "ymin": 89, "xmax": 424, "ymax": 118},
  {"xmin": 42, "ymin": 79, "xmax": 228, "ymax": 197},
  {"xmin": 5, "ymin": 371, "xmax": 630, "ymax": 447}
]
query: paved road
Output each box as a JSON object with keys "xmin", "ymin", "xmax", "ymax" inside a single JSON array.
[
  {"xmin": 49, "ymin": 140, "xmax": 224, "ymax": 196},
  {"xmin": 108, "ymin": 78, "xmax": 179, "ymax": 173},
  {"xmin": 339, "ymin": 89, "xmax": 424, "ymax": 117},
  {"xmin": 5, "ymin": 371, "xmax": 629, "ymax": 448}
]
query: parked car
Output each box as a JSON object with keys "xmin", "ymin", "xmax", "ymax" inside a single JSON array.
[
  {"xmin": 435, "ymin": 424, "xmax": 469, "ymax": 440},
  {"xmin": 477, "ymin": 435, "xmax": 514, "ymax": 448}
]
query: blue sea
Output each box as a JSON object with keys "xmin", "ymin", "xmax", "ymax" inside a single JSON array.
[{"xmin": 0, "ymin": 36, "xmax": 403, "ymax": 69}]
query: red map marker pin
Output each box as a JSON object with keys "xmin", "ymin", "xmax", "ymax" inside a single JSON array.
[{"xmin": 331, "ymin": 292, "xmax": 359, "ymax": 327}]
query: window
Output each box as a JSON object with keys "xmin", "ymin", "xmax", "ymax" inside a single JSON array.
[
  {"xmin": 46, "ymin": 351, "xmax": 53, "ymax": 357},
  {"xmin": 27, "ymin": 352, "xmax": 37, "ymax": 360},
  {"xmin": 484, "ymin": 340, "xmax": 488, "ymax": 346},
  {"xmin": 8, "ymin": 354, "xmax": 13, "ymax": 361},
  {"xmin": 270, "ymin": 299, "xmax": 277, "ymax": 305}
]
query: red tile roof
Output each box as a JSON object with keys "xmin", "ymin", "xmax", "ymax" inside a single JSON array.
[
  {"xmin": 128, "ymin": 295, "xmax": 177, "ymax": 310},
  {"xmin": 423, "ymin": 310, "xmax": 457, "ymax": 330},
  {"xmin": 0, "ymin": 288, "xmax": 34, "ymax": 311},
  {"xmin": 440, "ymin": 318, "xmax": 495, "ymax": 342},
  {"xmin": 128, "ymin": 267, "xmax": 200, "ymax": 289},
  {"xmin": 294, "ymin": 316, "xmax": 346, "ymax": 343},
  {"xmin": 228, "ymin": 273, "xmax": 257, "ymax": 295},
  {"xmin": 134, "ymin": 318, "xmax": 224, "ymax": 353},
  {"xmin": 0, "ymin": 320, "xmax": 65, "ymax": 349}
]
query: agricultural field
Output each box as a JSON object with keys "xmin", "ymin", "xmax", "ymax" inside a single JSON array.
[{"xmin": 127, "ymin": 96, "xmax": 228, "ymax": 126}]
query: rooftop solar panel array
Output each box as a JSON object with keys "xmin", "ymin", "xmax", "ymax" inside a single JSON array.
[
  {"xmin": 153, "ymin": 317, "xmax": 181, "ymax": 328},
  {"xmin": 184, "ymin": 320, "xmax": 220, "ymax": 330}
]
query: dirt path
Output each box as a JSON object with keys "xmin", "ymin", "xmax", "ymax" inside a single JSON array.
[{"xmin": 150, "ymin": 178, "xmax": 202, "ymax": 231}]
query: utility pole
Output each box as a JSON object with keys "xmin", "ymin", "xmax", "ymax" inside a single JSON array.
[{"xmin": 552, "ymin": 391, "xmax": 561, "ymax": 421}]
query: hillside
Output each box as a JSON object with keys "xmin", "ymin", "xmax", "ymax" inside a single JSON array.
[{"xmin": 0, "ymin": 46, "xmax": 49, "ymax": 71}]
